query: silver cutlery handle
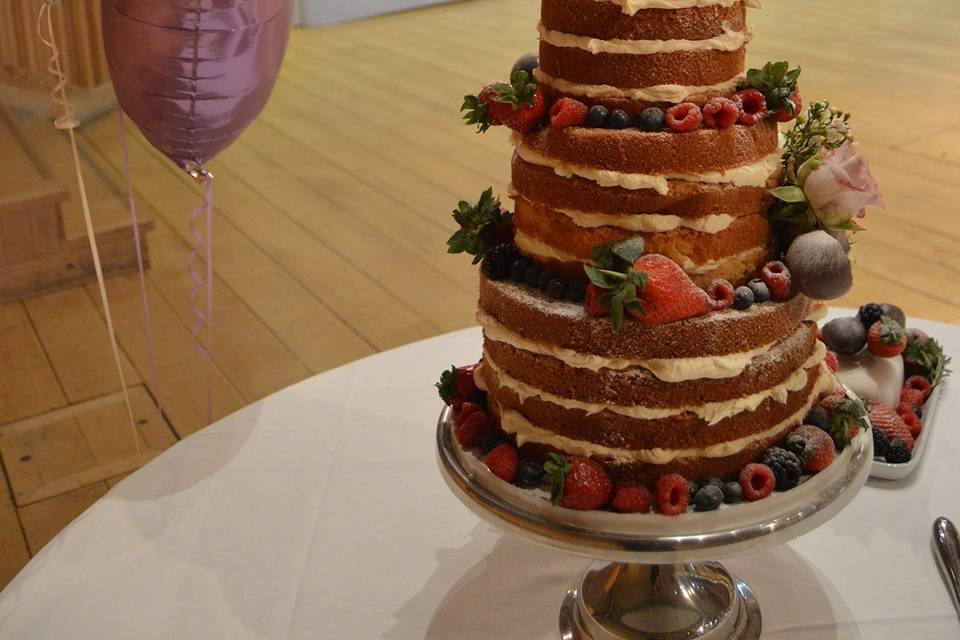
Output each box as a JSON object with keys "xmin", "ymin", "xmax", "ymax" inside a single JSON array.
[{"xmin": 933, "ymin": 517, "xmax": 960, "ymax": 615}]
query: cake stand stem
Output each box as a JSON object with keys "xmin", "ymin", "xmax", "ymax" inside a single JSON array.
[{"xmin": 559, "ymin": 561, "xmax": 761, "ymax": 640}]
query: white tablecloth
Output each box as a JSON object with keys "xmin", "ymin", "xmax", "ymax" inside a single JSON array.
[{"xmin": 1, "ymin": 312, "xmax": 958, "ymax": 639}]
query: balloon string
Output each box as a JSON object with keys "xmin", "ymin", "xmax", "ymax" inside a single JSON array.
[
  {"xmin": 116, "ymin": 110, "xmax": 163, "ymax": 419},
  {"xmin": 37, "ymin": 1, "xmax": 141, "ymax": 455},
  {"xmin": 187, "ymin": 174, "xmax": 215, "ymax": 424}
]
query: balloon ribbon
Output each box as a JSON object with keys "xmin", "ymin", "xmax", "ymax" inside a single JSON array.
[{"xmin": 186, "ymin": 169, "xmax": 215, "ymax": 425}]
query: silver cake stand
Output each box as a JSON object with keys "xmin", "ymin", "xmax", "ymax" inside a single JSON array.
[{"xmin": 436, "ymin": 405, "xmax": 873, "ymax": 639}]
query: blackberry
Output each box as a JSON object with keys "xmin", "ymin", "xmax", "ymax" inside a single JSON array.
[
  {"xmin": 565, "ymin": 281, "xmax": 587, "ymax": 302},
  {"xmin": 482, "ymin": 243, "xmax": 518, "ymax": 281},
  {"xmin": 516, "ymin": 459, "xmax": 545, "ymax": 487},
  {"xmin": 761, "ymin": 447, "xmax": 802, "ymax": 491},
  {"xmin": 585, "ymin": 105, "xmax": 610, "ymax": 128},
  {"xmin": 537, "ymin": 269, "xmax": 557, "ymax": 291},
  {"xmin": 804, "ymin": 406, "xmax": 829, "ymax": 430},
  {"xmin": 546, "ymin": 278, "xmax": 567, "ymax": 299},
  {"xmin": 637, "ymin": 107, "xmax": 666, "ymax": 132},
  {"xmin": 872, "ymin": 428, "xmax": 890, "ymax": 458},
  {"xmin": 480, "ymin": 431, "xmax": 504, "ymax": 455},
  {"xmin": 607, "ymin": 109, "xmax": 631, "ymax": 130},
  {"xmin": 885, "ymin": 439, "xmax": 911, "ymax": 464},
  {"xmin": 857, "ymin": 303, "xmax": 884, "ymax": 328},
  {"xmin": 694, "ymin": 485, "xmax": 723, "ymax": 512},
  {"xmin": 746, "ymin": 279, "xmax": 771, "ymax": 303},
  {"xmin": 722, "ymin": 481, "xmax": 743, "ymax": 504},
  {"xmin": 509, "ymin": 257, "xmax": 530, "ymax": 283},
  {"xmin": 785, "ymin": 433, "xmax": 809, "ymax": 461},
  {"xmin": 733, "ymin": 286, "xmax": 755, "ymax": 310},
  {"xmin": 524, "ymin": 264, "xmax": 541, "ymax": 287}
]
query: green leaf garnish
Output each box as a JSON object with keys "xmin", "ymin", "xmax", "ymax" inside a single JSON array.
[
  {"xmin": 828, "ymin": 397, "xmax": 868, "ymax": 451},
  {"xmin": 591, "ymin": 236, "xmax": 645, "ymax": 271},
  {"xmin": 543, "ymin": 453, "xmax": 572, "ymax": 504},
  {"xmin": 904, "ymin": 334, "xmax": 952, "ymax": 388},
  {"xmin": 583, "ymin": 265, "xmax": 647, "ymax": 331},
  {"xmin": 447, "ymin": 188, "xmax": 512, "ymax": 264},
  {"xmin": 745, "ymin": 61, "xmax": 801, "ymax": 116},
  {"xmin": 436, "ymin": 365, "xmax": 457, "ymax": 404},
  {"xmin": 876, "ymin": 315, "xmax": 904, "ymax": 345}
]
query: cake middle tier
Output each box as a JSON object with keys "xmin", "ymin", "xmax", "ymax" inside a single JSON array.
[{"xmin": 510, "ymin": 121, "xmax": 781, "ymax": 284}]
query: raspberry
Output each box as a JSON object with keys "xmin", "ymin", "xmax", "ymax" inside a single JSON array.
[
  {"xmin": 899, "ymin": 410, "xmax": 922, "ymax": 438},
  {"xmin": 824, "ymin": 350, "xmax": 839, "ymax": 374},
  {"xmin": 702, "ymin": 97, "xmax": 741, "ymax": 128},
  {"xmin": 734, "ymin": 89, "xmax": 767, "ymax": 125},
  {"xmin": 656, "ymin": 474, "xmax": 690, "ymax": 516},
  {"xmin": 455, "ymin": 410, "xmax": 489, "ymax": 447},
  {"xmin": 900, "ymin": 387, "xmax": 926, "ymax": 408},
  {"xmin": 707, "ymin": 279, "xmax": 735, "ymax": 310},
  {"xmin": 611, "ymin": 484, "xmax": 655, "ymax": 513},
  {"xmin": 761, "ymin": 261, "xmax": 792, "ymax": 300},
  {"xmin": 550, "ymin": 97, "xmax": 589, "ymax": 129},
  {"xmin": 485, "ymin": 444, "xmax": 518, "ymax": 482},
  {"xmin": 665, "ymin": 102, "xmax": 703, "ymax": 132},
  {"xmin": 904, "ymin": 375, "xmax": 932, "ymax": 400},
  {"xmin": 739, "ymin": 463, "xmax": 775, "ymax": 501},
  {"xmin": 897, "ymin": 402, "xmax": 921, "ymax": 419}
]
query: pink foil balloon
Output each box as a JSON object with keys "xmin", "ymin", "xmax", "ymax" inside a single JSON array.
[{"xmin": 102, "ymin": 0, "xmax": 292, "ymax": 169}]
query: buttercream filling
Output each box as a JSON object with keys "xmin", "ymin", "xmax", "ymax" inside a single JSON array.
[
  {"xmin": 538, "ymin": 23, "xmax": 749, "ymax": 55},
  {"xmin": 589, "ymin": 0, "xmax": 760, "ymax": 15},
  {"xmin": 497, "ymin": 366, "xmax": 836, "ymax": 465},
  {"xmin": 677, "ymin": 246, "xmax": 766, "ymax": 275},
  {"xmin": 552, "ymin": 206, "xmax": 737, "ymax": 233},
  {"xmin": 514, "ymin": 141, "xmax": 780, "ymax": 196},
  {"xmin": 805, "ymin": 303, "xmax": 829, "ymax": 323},
  {"xmin": 478, "ymin": 309, "xmax": 778, "ymax": 382},
  {"xmin": 485, "ymin": 342, "xmax": 827, "ymax": 425},
  {"xmin": 533, "ymin": 68, "xmax": 745, "ymax": 104}
]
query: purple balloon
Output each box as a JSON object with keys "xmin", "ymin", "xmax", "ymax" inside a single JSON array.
[{"xmin": 102, "ymin": 0, "xmax": 292, "ymax": 169}]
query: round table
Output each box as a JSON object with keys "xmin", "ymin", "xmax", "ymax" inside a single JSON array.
[{"xmin": 1, "ymin": 312, "xmax": 958, "ymax": 639}]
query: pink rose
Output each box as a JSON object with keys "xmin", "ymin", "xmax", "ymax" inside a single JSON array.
[{"xmin": 803, "ymin": 141, "xmax": 884, "ymax": 226}]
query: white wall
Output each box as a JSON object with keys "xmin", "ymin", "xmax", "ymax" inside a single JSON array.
[{"xmin": 293, "ymin": 0, "xmax": 453, "ymax": 26}]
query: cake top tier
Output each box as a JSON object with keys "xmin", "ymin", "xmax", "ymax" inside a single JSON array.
[{"xmin": 537, "ymin": 0, "xmax": 759, "ymax": 111}]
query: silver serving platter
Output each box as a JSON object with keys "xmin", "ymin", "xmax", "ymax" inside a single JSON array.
[{"xmin": 436, "ymin": 404, "xmax": 873, "ymax": 639}]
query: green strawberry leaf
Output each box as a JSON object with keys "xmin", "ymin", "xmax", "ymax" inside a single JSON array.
[
  {"xmin": 904, "ymin": 335, "xmax": 952, "ymax": 387},
  {"xmin": 876, "ymin": 315, "xmax": 904, "ymax": 345},
  {"xmin": 436, "ymin": 365, "xmax": 457, "ymax": 404},
  {"xmin": 543, "ymin": 453, "xmax": 572, "ymax": 504},
  {"xmin": 828, "ymin": 397, "xmax": 868, "ymax": 451},
  {"xmin": 447, "ymin": 188, "xmax": 513, "ymax": 263},
  {"xmin": 745, "ymin": 60, "xmax": 801, "ymax": 115}
]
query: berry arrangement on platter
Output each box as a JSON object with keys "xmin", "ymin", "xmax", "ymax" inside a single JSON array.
[
  {"xmin": 437, "ymin": 361, "xmax": 868, "ymax": 516},
  {"xmin": 820, "ymin": 303, "xmax": 951, "ymax": 466}
]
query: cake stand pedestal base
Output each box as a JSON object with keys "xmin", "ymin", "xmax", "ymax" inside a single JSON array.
[{"xmin": 559, "ymin": 562, "xmax": 761, "ymax": 640}]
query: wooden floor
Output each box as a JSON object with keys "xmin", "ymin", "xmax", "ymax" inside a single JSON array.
[{"xmin": 1, "ymin": 0, "xmax": 959, "ymax": 589}]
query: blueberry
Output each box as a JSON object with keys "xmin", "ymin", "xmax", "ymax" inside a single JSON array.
[
  {"xmin": 880, "ymin": 303, "xmax": 906, "ymax": 329},
  {"xmin": 537, "ymin": 269, "xmax": 557, "ymax": 291},
  {"xmin": 637, "ymin": 107, "xmax": 666, "ymax": 132},
  {"xmin": 516, "ymin": 459, "xmax": 545, "ymax": 487},
  {"xmin": 524, "ymin": 264, "xmax": 541, "ymax": 287},
  {"xmin": 733, "ymin": 286, "xmax": 755, "ymax": 310},
  {"xmin": 607, "ymin": 109, "xmax": 631, "ymax": 130},
  {"xmin": 821, "ymin": 317, "xmax": 867, "ymax": 355},
  {"xmin": 566, "ymin": 281, "xmax": 587, "ymax": 302},
  {"xmin": 585, "ymin": 105, "xmax": 610, "ymax": 128},
  {"xmin": 804, "ymin": 406, "xmax": 829, "ymax": 430},
  {"xmin": 480, "ymin": 431, "xmax": 504, "ymax": 454},
  {"xmin": 694, "ymin": 485, "xmax": 724, "ymax": 511},
  {"xmin": 510, "ymin": 258, "xmax": 530, "ymax": 283},
  {"xmin": 872, "ymin": 428, "xmax": 890, "ymax": 459},
  {"xmin": 546, "ymin": 278, "xmax": 567, "ymax": 299},
  {"xmin": 699, "ymin": 477, "xmax": 723, "ymax": 490},
  {"xmin": 722, "ymin": 482, "xmax": 743, "ymax": 504},
  {"xmin": 510, "ymin": 52, "xmax": 539, "ymax": 80},
  {"xmin": 747, "ymin": 279, "xmax": 771, "ymax": 303},
  {"xmin": 885, "ymin": 438, "xmax": 911, "ymax": 464}
]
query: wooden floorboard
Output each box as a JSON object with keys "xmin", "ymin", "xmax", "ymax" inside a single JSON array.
[{"xmin": 0, "ymin": 0, "xmax": 958, "ymax": 589}]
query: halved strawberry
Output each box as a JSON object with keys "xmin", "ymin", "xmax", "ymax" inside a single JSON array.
[
  {"xmin": 630, "ymin": 255, "xmax": 712, "ymax": 325},
  {"xmin": 868, "ymin": 402, "xmax": 914, "ymax": 450}
]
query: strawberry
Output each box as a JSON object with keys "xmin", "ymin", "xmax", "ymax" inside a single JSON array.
[
  {"xmin": 868, "ymin": 402, "xmax": 914, "ymax": 450},
  {"xmin": 462, "ymin": 72, "xmax": 545, "ymax": 134},
  {"xmin": 739, "ymin": 464, "xmax": 775, "ymax": 501},
  {"xmin": 455, "ymin": 401, "xmax": 482, "ymax": 426},
  {"xmin": 461, "ymin": 84, "xmax": 501, "ymax": 133},
  {"xmin": 791, "ymin": 425, "xmax": 835, "ymax": 472},
  {"xmin": 550, "ymin": 97, "xmax": 588, "ymax": 129},
  {"xmin": 656, "ymin": 474, "xmax": 690, "ymax": 515},
  {"xmin": 665, "ymin": 102, "xmax": 703, "ymax": 132},
  {"xmin": 455, "ymin": 410, "xmax": 489, "ymax": 447},
  {"xmin": 456, "ymin": 364, "xmax": 480, "ymax": 403},
  {"xmin": 611, "ymin": 484, "xmax": 655, "ymax": 513},
  {"xmin": 867, "ymin": 317, "xmax": 906, "ymax": 358},
  {"xmin": 900, "ymin": 387, "xmax": 926, "ymax": 409},
  {"xmin": 486, "ymin": 443, "xmax": 519, "ymax": 482},
  {"xmin": 702, "ymin": 97, "xmax": 741, "ymax": 128},
  {"xmin": 899, "ymin": 410, "xmax": 922, "ymax": 438},
  {"xmin": 630, "ymin": 255, "xmax": 712, "ymax": 326},
  {"xmin": 544, "ymin": 454, "xmax": 612, "ymax": 511},
  {"xmin": 775, "ymin": 88, "xmax": 802, "ymax": 123},
  {"xmin": 761, "ymin": 261, "xmax": 791, "ymax": 300},
  {"xmin": 734, "ymin": 89, "xmax": 767, "ymax": 125},
  {"xmin": 707, "ymin": 279, "xmax": 735, "ymax": 310},
  {"xmin": 585, "ymin": 283, "xmax": 611, "ymax": 316},
  {"xmin": 904, "ymin": 375, "xmax": 933, "ymax": 400},
  {"xmin": 826, "ymin": 395, "xmax": 869, "ymax": 449},
  {"xmin": 824, "ymin": 350, "xmax": 839, "ymax": 374}
]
